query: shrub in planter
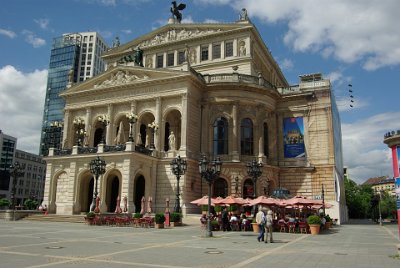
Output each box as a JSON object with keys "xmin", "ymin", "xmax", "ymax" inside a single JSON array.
[
  {"xmin": 170, "ymin": 212, "xmax": 182, "ymax": 222},
  {"xmin": 228, "ymin": 205, "xmax": 237, "ymax": 213},
  {"xmin": 24, "ymin": 199, "xmax": 38, "ymax": 210},
  {"xmin": 307, "ymin": 215, "xmax": 321, "ymax": 225},
  {"xmin": 201, "ymin": 205, "xmax": 208, "ymax": 212},
  {"xmin": 214, "ymin": 205, "xmax": 222, "ymax": 214},
  {"xmin": 155, "ymin": 213, "xmax": 166, "ymax": 224},
  {"xmin": 0, "ymin": 198, "xmax": 10, "ymax": 208},
  {"xmin": 133, "ymin": 212, "xmax": 142, "ymax": 219},
  {"xmin": 86, "ymin": 211, "xmax": 96, "ymax": 218}
]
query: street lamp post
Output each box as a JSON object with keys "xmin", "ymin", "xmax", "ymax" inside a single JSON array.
[
  {"xmin": 170, "ymin": 155, "xmax": 187, "ymax": 213},
  {"xmin": 126, "ymin": 113, "xmax": 138, "ymax": 142},
  {"xmin": 148, "ymin": 121, "xmax": 159, "ymax": 150},
  {"xmin": 73, "ymin": 117, "xmax": 85, "ymax": 146},
  {"xmin": 98, "ymin": 115, "xmax": 110, "ymax": 144},
  {"xmin": 9, "ymin": 162, "xmax": 23, "ymax": 221},
  {"xmin": 198, "ymin": 155, "xmax": 222, "ymax": 237},
  {"xmin": 247, "ymin": 159, "xmax": 263, "ymax": 215},
  {"xmin": 89, "ymin": 156, "xmax": 106, "ymax": 213}
]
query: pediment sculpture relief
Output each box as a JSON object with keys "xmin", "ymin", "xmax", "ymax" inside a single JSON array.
[
  {"xmin": 138, "ymin": 28, "xmax": 222, "ymax": 48},
  {"xmin": 94, "ymin": 71, "xmax": 149, "ymax": 88}
]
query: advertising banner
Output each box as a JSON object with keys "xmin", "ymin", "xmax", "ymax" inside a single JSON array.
[
  {"xmin": 283, "ymin": 117, "xmax": 305, "ymax": 158},
  {"xmin": 396, "ymin": 177, "xmax": 400, "ymax": 239}
]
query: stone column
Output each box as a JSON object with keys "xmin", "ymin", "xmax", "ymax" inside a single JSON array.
[
  {"xmin": 231, "ymin": 102, "xmax": 239, "ymax": 161},
  {"xmin": 85, "ymin": 108, "xmax": 91, "ymax": 146},
  {"xmin": 106, "ymin": 104, "xmax": 114, "ymax": 145},
  {"xmin": 180, "ymin": 94, "xmax": 188, "ymax": 156},
  {"xmin": 62, "ymin": 110, "xmax": 70, "ymax": 148}
]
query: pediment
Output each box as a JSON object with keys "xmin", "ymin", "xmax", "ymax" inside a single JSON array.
[
  {"xmin": 103, "ymin": 23, "xmax": 252, "ymax": 59},
  {"xmin": 61, "ymin": 66, "xmax": 193, "ymax": 96}
]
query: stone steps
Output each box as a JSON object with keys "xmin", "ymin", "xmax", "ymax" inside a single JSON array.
[{"xmin": 22, "ymin": 214, "xmax": 85, "ymax": 223}]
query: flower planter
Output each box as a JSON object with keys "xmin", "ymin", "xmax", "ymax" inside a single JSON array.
[
  {"xmin": 251, "ymin": 223, "xmax": 260, "ymax": 233},
  {"xmin": 309, "ymin": 224, "xmax": 320, "ymax": 235},
  {"xmin": 325, "ymin": 222, "xmax": 332, "ymax": 229},
  {"xmin": 155, "ymin": 223, "xmax": 164, "ymax": 229},
  {"xmin": 171, "ymin": 221, "xmax": 182, "ymax": 227}
]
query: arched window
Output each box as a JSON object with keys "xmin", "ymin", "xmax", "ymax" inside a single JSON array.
[
  {"xmin": 240, "ymin": 118, "xmax": 253, "ymax": 155},
  {"xmin": 213, "ymin": 117, "xmax": 228, "ymax": 155},
  {"xmin": 263, "ymin": 122, "xmax": 269, "ymax": 157},
  {"xmin": 213, "ymin": 177, "xmax": 228, "ymax": 197}
]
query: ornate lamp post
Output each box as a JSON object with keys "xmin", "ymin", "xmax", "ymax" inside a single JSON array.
[
  {"xmin": 170, "ymin": 155, "xmax": 187, "ymax": 213},
  {"xmin": 73, "ymin": 117, "xmax": 85, "ymax": 146},
  {"xmin": 126, "ymin": 112, "xmax": 138, "ymax": 142},
  {"xmin": 98, "ymin": 114, "xmax": 110, "ymax": 144},
  {"xmin": 247, "ymin": 159, "xmax": 263, "ymax": 215},
  {"xmin": 198, "ymin": 155, "xmax": 222, "ymax": 237},
  {"xmin": 148, "ymin": 121, "xmax": 159, "ymax": 150},
  {"xmin": 10, "ymin": 162, "xmax": 23, "ymax": 220},
  {"xmin": 89, "ymin": 156, "xmax": 106, "ymax": 213}
]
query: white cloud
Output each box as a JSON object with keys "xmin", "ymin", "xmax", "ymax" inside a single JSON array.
[
  {"xmin": 22, "ymin": 30, "xmax": 46, "ymax": 48},
  {"xmin": 34, "ymin": 18, "xmax": 49, "ymax": 30},
  {"xmin": 0, "ymin": 28, "xmax": 16, "ymax": 39},
  {"xmin": 341, "ymin": 112, "xmax": 399, "ymax": 183},
  {"xmin": 197, "ymin": 0, "xmax": 400, "ymax": 71},
  {"xmin": 121, "ymin": 29, "xmax": 132, "ymax": 35},
  {"xmin": 181, "ymin": 15, "xmax": 194, "ymax": 24},
  {"xmin": 0, "ymin": 65, "xmax": 47, "ymax": 154},
  {"xmin": 204, "ymin": 19, "xmax": 220, "ymax": 24},
  {"xmin": 98, "ymin": 0, "xmax": 116, "ymax": 6},
  {"xmin": 280, "ymin": 58, "xmax": 294, "ymax": 71}
]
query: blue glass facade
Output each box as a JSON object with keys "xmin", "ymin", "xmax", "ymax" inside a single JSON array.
[{"xmin": 40, "ymin": 36, "xmax": 81, "ymax": 155}]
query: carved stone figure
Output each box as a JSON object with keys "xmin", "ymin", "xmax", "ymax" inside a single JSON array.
[
  {"xmin": 239, "ymin": 40, "xmax": 246, "ymax": 56},
  {"xmin": 170, "ymin": 1, "xmax": 186, "ymax": 23},
  {"xmin": 146, "ymin": 56, "xmax": 153, "ymax": 68},
  {"xmin": 112, "ymin": 36, "xmax": 120, "ymax": 47},
  {"xmin": 239, "ymin": 8, "xmax": 248, "ymax": 21},
  {"xmin": 68, "ymin": 69, "xmax": 74, "ymax": 83},
  {"xmin": 168, "ymin": 131, "xmax": 176, "ymax": 151},
  {"xmin": 133, "ymin": 46, "xmax": 143, "ymax": 67}
]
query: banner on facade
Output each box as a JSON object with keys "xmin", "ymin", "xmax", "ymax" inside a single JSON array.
[
  {"xmin": 395, "ymin": 177, "xmax": 400, "ymax": 240},
  {"xmin": 283, "ymin": 117, "xmax": 305, "ymax": 158}
]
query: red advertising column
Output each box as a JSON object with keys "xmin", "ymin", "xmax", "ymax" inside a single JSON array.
[{"xmin": 391, "ymin": 146, "xmax": 399, "ymax": 178}]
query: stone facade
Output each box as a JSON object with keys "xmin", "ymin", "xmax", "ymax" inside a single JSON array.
[{"xmin": 43, "ymin": 17, "xmax": 347, "ymax": 223}]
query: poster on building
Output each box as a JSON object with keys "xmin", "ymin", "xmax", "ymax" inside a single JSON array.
[
  {"xmin": 396, "ymin": 177, "xmax": 400, "ymax": 210},
  {"xmin": 283, "ymin": 117, "xmax": 305, "ymax": 158},
  {"xmin": 397, "ymin": 146, "xmax": 400, "ymax": 174}
]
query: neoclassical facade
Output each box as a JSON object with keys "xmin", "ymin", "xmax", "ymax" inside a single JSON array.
[{"xmin": 43, "ymin": 13, "xmax": 347, "ymax": 223}]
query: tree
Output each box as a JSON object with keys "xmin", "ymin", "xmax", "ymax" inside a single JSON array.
[{"xmin": 345, "ymin": 178, "xmax": 374, "ymax": 219}]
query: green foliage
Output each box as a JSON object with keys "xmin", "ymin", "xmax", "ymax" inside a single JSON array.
[
  {"xmin": 228, "ymin": 205, "xmax": 237, "ymax": 212},
  {"xmin": 307, "ymin": 215, "xmax": 321, "ymax": 225},
  {"xmin": 201, "ymin": 205, "xmax": 208, "ymax": 211},
  {"xmin": 0, "ymin": 198, "xmax": 10, "ymax": 207},
  {"xmin": 324, "ymin": 215, "xmax": 332, "ymax": 222},
  {"xmin": 214, "ymin": 205, "xmax": 222, "ymax": 213},
  {"xmin": 133, "ymin": 212, "xmax": 142, "ymax": 219},
  {"xmin": 170, "ymin": 212, "xmax": 181, "ymax": 222},
  {"xmin": 379, "ymin": 191, "xmax": 397, "ymax": 219},
  {"xmin": 86, "ymin": 211, "xmax": 95, "ymax": 218},
  {"xmin": 23, "ymin": 199, "xmax": 38, "ymax": 210},
  {"xmin": 345, "ymin": 178, "xmax": 374, "ymax": 219},
  {"xmin": 155, "ymin": 213, "xmax": 165, "ymax": 224}
]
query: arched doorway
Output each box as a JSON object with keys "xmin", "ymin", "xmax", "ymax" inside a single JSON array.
[
  {"xmin": 106, "ymin": 176, "xmax": 119, "ymax": 212},
  {"xmin": 134, "ymin": 175, "xmax": 145, "ymax": 213},
  {"xmin": 81, "ymin": 177, "xmax": 94, "ymax": 212},
  {"xmin": 213, "ymin": 177, "xmax": 228, "ymax": 197},
  {"xmin": 243, "ymin": 178, "xmax": 254, "ymax": 199}
]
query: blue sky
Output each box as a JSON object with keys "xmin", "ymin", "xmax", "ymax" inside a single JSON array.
[{"xmin": 1, "ymin": 0, "xmax": 399, "ymax": 184}]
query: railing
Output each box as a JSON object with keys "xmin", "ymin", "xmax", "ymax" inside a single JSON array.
[
  {"xmin": 54, "ymin": 149, "xmax": 72, "ymax": 156},
  {"xmin": 204, "ymin": 73, "xmax": 276, "ymax": 90},
  {"xmin": 78, "ymin": 147, "xmax": 98, "ymax": 154},
  {"xmin": 135, "ymin": 145, "xmax": 153, "ymax": 155},
  {"xmin": 104, "ymin": 144, "xmax": 126, "ymax": 152}
]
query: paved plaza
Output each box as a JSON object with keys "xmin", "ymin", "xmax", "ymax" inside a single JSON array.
[{"xmin": 0, "ymin": 217, "xmax": 399, "ymax": 268}]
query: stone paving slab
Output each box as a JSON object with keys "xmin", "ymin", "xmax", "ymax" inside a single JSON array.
[{"xmin": 0, "ymin": 218, "xmax": 398, "ymax": 268}]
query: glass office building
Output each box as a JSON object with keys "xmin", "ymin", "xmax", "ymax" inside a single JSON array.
[{"xmin": 40, "ymin": 32, "xmax": 108, "ymax": 155}]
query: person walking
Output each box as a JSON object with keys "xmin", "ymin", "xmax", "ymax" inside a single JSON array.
[
  {"xmin": 255, "ymin": 206, "xmax": 265, "ymax": 242},
  {"xmin": 221, "ymin": 207, "xmax": 230, "ymax": 231},
  {"xmin": 264, "ymin": 210, "xmax": 274, "ymax": 243}
]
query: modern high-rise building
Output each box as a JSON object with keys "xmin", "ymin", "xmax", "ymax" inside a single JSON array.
[
  {"xmin": 0, "ymin": 130, "xmax": 17, "ymax": 199},
  {"xmin": 40, "ymin": 32, "xmax": 109, "ymax": 156}
]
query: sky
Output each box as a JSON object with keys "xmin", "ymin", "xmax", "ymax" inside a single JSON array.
[{"xmin": 1, "ymin": 0, "xmax": 399, "ymax": 184}]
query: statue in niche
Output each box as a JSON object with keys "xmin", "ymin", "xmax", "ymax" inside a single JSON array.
[
  {"xmin": 170, "ymin": 1, "xmax": 186, "ymax": 23},
  {"xmin": 68, "ymin": 69, "xmax": 74, "ymax": 83},
  {"xmin": 146, "ymin": 57, "xmax": 153, "ymax": 68},
  {"xmin": 168, "ymin": 131, "xmax": 176, "ymax": 151}
]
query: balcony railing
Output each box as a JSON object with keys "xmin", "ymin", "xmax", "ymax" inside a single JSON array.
[{"xmin": 203, "ymin": 73, "xmax": 276, "ymax": 90}]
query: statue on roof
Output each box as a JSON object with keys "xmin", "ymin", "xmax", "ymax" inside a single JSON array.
[
  {"xmin": 133, "ymin": 46, "xmax": 143, "ymax": 67},
  {"xmin": 112, "ymin": 36, "xmax": 120, "ymax": 48},
  {"xmin": 170, "ymin": 1, "xmax": 186, "ymax": 23},
  {"xmin": 239, "ymin": 8, "xmax": 248, "ymax": 21}
]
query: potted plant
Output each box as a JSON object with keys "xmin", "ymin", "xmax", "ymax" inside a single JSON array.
[
  {"xmin": 324, "ymin": 215, "xmax": 332, "ymax": 229},
  {"xmin": 132, "ymin": 212, "xmax": 142, "ymax": 227},
  {"xmin": 307, "ymin": 215, "xmax": 321, "ymax": 235},
  {"xmin": 85, "ymin": 211, "xmax": 96, "ymax": 225},
  {"xmin": 170, "ymin": 212, "xmax": 182, "ymax": 227},
  {"xmin": 155, "ymin": 213, "xmax": 165, "ymax": 229},
  {"xmin": 214, "ymin": 205, "xmax": 222, "ymax": 215},
  {"xmin": 211, "ymin": 219, "xmax": 220, "ymax": 231},
  {"xmin": 251, "ymin": 218, "xmax": 260, "ymax": 233},
  {"xmin": 0, "ymin": 198, "xmax": 10, "ymax": 209}
]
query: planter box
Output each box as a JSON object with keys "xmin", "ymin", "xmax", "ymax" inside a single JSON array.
[
  {"xmin": 155, "ymin": 223, "xmax": 164, "ymax": 229},
  {"xmin": 251, "ymin": 223, "xmax": 259, "ymax": 233},
  {"xmin": 309, "ymin": 224, "xmax": 320, "ymax": 235},
  {"xmin": 171, "ymin": 221, "xmax": 182, "ymax": 227}
]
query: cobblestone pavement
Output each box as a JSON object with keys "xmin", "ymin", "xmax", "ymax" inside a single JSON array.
[{"xmin": 0, "ymin": 217, "xmax": 398, "ymax": 268}]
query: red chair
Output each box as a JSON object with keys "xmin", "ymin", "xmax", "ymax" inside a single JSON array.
[
  {"xmin": 278, "ymin": 221, "xmax": 287, "ymax": 232},
  {"xmin": 298, "ymin": 221, "xmax": 308, "ymax": 234},
  {"xmin": 288, "ymin": 222, "xmax": 296, "ymax": 233}
]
